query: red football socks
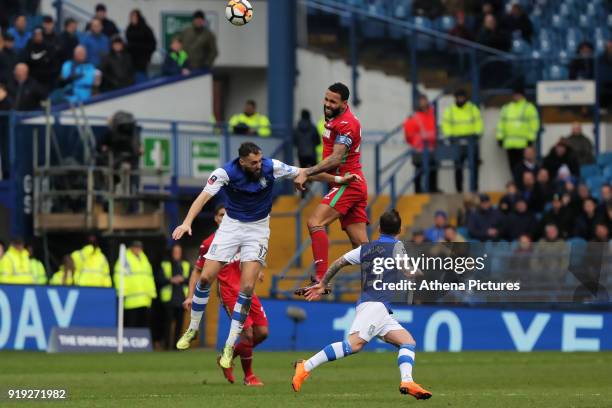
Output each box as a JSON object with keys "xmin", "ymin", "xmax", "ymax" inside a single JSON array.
[{"xmin": 310, "ymin": 227, "xmax": 329, "ymax": 280}]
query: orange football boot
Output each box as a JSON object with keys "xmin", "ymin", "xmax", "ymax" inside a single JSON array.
[
  {"xmin": 399, "ymin": 381, "xmax": 432, "ymax": 400},
  {"xmin": 291, "ymin": 360, "xmax": 310, "ymax": 392}
]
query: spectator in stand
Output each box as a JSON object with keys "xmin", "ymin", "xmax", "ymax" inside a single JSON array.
[
  {"xmin": 457, "ymin": 193, "xmax": 479, "ymax": 226},
  {"xmin": 86, "ymin": 3, "xmax": 119, "ymax": 38},
  {"xmin": 508, "ymin": 233, "xmax": 533, "ymax": 275},
  {"xmin": 412, "ymin": 0, "xmax": 444, "ymax": 19},
  {"xmin": 477, "ymin": 14, "xmax": 509, "ymax": 51},
  {"xmin": 499, "ymin": 181, "xmax": 520, "ymax": 213},
  {"xmin": 60, "ymin": 45, "xmax": 100, "ymax": 103},
  {"xmin": 596, "ymin": 200, "xmax": 612, "ymax": 231},
  {"xmin": 7, "ymin": 63, "xmax": 43, "ymax": 111},
  {"xmin": 475, "ymin": 1, "xmax": 504, "ymax": 32},
  {"xmin": 22, "ymin": 28, "xmax": 56, "ymax": 96},
  {"xmin": 0, "ymin": 83, "xmax": 11, "ymax": 178},
  {"xmin": 520, "ymin": 171, "xmax": 545, "ymax": 213},
  {"xmin": 425, "ymin": 210, "xmax": 447, "ymax": 242},
  {"xmin": 502, "ymin": 3, "xmax": 532, "ymax": 43},
  {"xmin": 126, "ymin": 9, "xmax": 156, "ymax": 83},
  {"xmin": 228, "ymin": 100, "xmax": 271, "ymax": 137},
  {"xmin": 467, "ymin": 193, "xmax": 503, "ymax": 241},
  {"xmin": 161, "ymin": 37, "xmax": 191, "ymax": 77},
  {"xmin": 41, "ymin": 15, "xmax": 60, "ymax": 53},
  {"xmin": 539, "ymin": 194, "xmax": 571, "ymax": 238},
  {"xmin": 441, "ymin": 225, "xmax": 466, "ymax": 243},
  {"xmin": 179, "ymin": 10, "xmax": 218, "ymax": 70},
  {"xmin": 442, "ymin": 88, "xmax": 483, "ymax": 192},
  {"xmin": 449, "ymin": 11, "xmax": 474, "ymax": 42},
  {"xmin": 543, "ymin": 140, "xmax": 580, "ymax": 181},
  {"xmin": 536, "ymin": 168, "xmax": 555, "ymax": 204},
  {"xmin": 502, "ymin": 199, "xmax": 536, "ymax": 241},
  {"xmin": 562, "ymin": 123, "xmax": 594, "ymax": 165},
  {"xmin": 599, "ymin": 40, "xmax": 612, "ymax": 109},
  {"xmin": 7, "ymin": 15, "xmax": 30, "ymax": 50},
  {"xmin": 293, "ymin": 109, "xmax": 320, "ymax": 169},
  {"xmin": 512, "ymin": 146, "xmax": 539, "ymax": 190},
  {"xmin": 410, "ymin": 229, "xmax": 426, "ymax": 244},
  {"xmin": 0, "ymin": 32, "xmax": 17, "ymax": 84},
  {"xmin": 596, "ymin": 184, "xmax": 612, "ymax": 216},
  {"xmin": 81, "ymin": 18, "xmax": 109, "ymax": 67},
  {"xmin": 100, "ymin": 35, "xmax": 133, "ymax": 92},
  {"xmin": 574, "ymin": 198, "xmax": 598, "ymax": 240},
  {"xmin": 497, "ymin": 85, "xmax": 539, "ymax": 173},
  {"xmin": 532, "ymin": 223, "xmax": 567, "ymax": 278},
  {"xmin": 58, "ymin": 18, "xmax": 79, "ymax": 64},
  {"xmin": 404, "ymin": 94, "xmax": 439, "ymax": 193},
  {"xmin": 592, "ymin": 222, "xmax": 610, "ymax": 242},
  {"xmin": 569, "ymin": 41, "xmax": 595, "ymax": 80}
]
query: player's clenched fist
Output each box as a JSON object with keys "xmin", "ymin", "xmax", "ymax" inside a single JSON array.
[{"xmin": 172, "ymin": 224, "xmax": 192, "ymax": 240}]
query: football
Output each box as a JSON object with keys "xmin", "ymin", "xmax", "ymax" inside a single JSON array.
[{"xmin": 225, "ymin": 0, "xmax": 253, "ymax": 26}]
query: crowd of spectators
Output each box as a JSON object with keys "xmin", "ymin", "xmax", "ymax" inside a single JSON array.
[{"xmin": 0, "ymin": 4, "xmax": 218, "ymax": 111}]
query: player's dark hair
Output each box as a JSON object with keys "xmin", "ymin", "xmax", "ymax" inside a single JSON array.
[
  {"xmin": 328, "ymin": 82, "xmax": 350, "ymax": 101},
  {"xmin": 238, "ymin": 142, "xmax": 262, "ymax": 158},
  {"xmin": 379, "ymin": 209, "xmax": 401, "ymax": 235},
  {"xmin": 214, "ymin": 202, "xmax": 225, "ymax": 214}
]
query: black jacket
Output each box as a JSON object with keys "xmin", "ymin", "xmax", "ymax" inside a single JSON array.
[
  {"xmin": 21, "ymin": 39, "xmax": 57, "ymax": 92},
  {"xmin": 126, "ymin": 22, "xmax": 156, "ymax": 72},
  {"xmin": 58, "ymin": 30, "xmax": 79, "ymax": 63},
  {"xmin": 100, "ymin": 50, "xmax": 134, "ymax": 91},
  {"xmin": 502, "ymin": 210, "xmax": 537, "ymax": 241},
  {"xmin": 7, "ymin": 77, "xmax": 44, "ymax": 111},
  {"xmin": 0, "ymin": 47, "xmax": 18, "ymax": 83},
  {"xmin": 293, "ymin": 118, "xmax": 320, "ymax": 159}
]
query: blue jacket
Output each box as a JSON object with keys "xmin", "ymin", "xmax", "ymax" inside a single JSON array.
[
  {"xmin": 7, "ymin": 27, "xmax": 31, "ymax": 50},
  {"xmin": 61, "ymin": 60, "xmax": 97, "ymax": 103},
  {"xmin": 80, "ymin": 33, "xmax": 109, "ymax": 66}
]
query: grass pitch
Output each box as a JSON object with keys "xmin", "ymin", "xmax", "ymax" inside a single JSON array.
[{"xmin": 1, "ymin": 350, "xmax": 611, "ymax": 407}]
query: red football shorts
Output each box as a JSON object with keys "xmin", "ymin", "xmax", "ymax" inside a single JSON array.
[
  {"xmin": 218, "ymin": 283, "xmax": 268, "ymax": 329},
  {"xmin": 321, "ymin": 180, "xmax": 369, "ymax": 229}
]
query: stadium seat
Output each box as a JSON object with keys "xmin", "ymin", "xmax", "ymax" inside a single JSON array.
[
  {"xmin": 580, "ymin": 164, "xmax": 601, "ymax": 179},
  {"xmin": 602, "ymin": 165, "xmax": 612, "ymax": 181},
  {"xmin": 512, "ymin": 39, "xmax": 530, "ymax": 54},
  {"xmin": 586, "ymin": 175, "xmax": 605, "ymax": 191},
  {"xmin": 597, "ymin": 152, "xmax": 612, "ymax": 167},
  {"xmin": 412, "ymin": 16, "xmax": 434, "ymax": 50},
  {"xmin": 546, "ymin": 64, "xmax": 568, "ymax": 80}
]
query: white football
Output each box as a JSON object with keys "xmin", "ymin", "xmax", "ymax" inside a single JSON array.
[{"xmin": 225, "ymin": 0, "xmax": 253, "ymax": 26}]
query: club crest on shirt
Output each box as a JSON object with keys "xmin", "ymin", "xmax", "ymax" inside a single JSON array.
[
  {"xmin": 323, "ymin": 128, "xmax": 331, "ymax": 139},
  {"xmin": 207, "ymin": 175, "xmax": 217, "ymax": 185},
  {"xmin": 259, "ymin": 177, "xmax": 268, "ymax": 187}
]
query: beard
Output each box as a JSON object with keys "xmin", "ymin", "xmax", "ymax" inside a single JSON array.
[
  {"xmin": 324, "ymin": 105, "xmax": 341, "ymax": 120},
  {"xmin": 244, "ymin": 167, "xmax": 261, "ymax": 181}
]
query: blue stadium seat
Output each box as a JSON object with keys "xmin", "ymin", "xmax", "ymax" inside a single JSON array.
[
  {"xmin": 586, "ymin": 175, "xmax": 605, "ymax": 191},
  {"xmin": 546, "ymin": 64, "xmax": 568, "ymax": 80},
  {"xmin": 603, "ymin": 165, "xmax": 612, "ymax": 181},
  {"xmin": 580, "ymin": 164, "xmax": 601, "ymax": 179},
  {"xmin": 597, "ymin": 152, "xmax": 612, "ymax": 167},
  {"xmin": 457, "ymin": 226, "xmax": 468, "ymax": 238},
  {"xmin": 512, "ymin": 39, "xmax": 530, "ymax": 54},
  {"xmin": 412, "ymin": 16, "xmax": 434, "ymax": 50}
]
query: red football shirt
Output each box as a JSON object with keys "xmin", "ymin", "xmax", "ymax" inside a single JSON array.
[
  {"xmin": 321, "ymin": 105, "xmax": 364, "ymax": 180},
  {"xmin": 196, "ymin": 232, "xmax": 241, "ymax": 288}
]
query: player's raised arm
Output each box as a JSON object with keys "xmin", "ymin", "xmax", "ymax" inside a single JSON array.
[
  {"xmin": 296, "ymin": 143, "xmax": 348, "ymax": 189},
  {"xmin": 304, "ymin": 246, "xmax": 361, "ymax": 301},
  {"xmin": 172, "ymin": 168, "xmax": 229, "ymax": 240}
]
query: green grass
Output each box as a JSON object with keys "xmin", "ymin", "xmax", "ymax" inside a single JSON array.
[{"xmin": 1, "ymin": 351, "xmax": 611, "ymax": 407}]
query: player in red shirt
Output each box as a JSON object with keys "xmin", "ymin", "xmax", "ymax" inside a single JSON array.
[
  {"xmin": 184, "ymin": 203, "xmax": 268, "ymax": 387},
  {"xmin": 294, "ymin": 83, "xmax": 369, "ymax": 295}
]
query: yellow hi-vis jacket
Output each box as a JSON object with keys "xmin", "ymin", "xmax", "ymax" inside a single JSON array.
[
  {"xmin": 71, "ymin": 245, "xmax": 112, "ymax": 287},
  {"xmin": 159, "ymin": 260, "xmax": 190, "ymax": 303},
  {"xmin": 496, "ymin": 98, "xmax": 540, "ymax": 149},
  {"xmin": 49, "ymin": 266, "xmax": 74, "ymax": 286},
  {"xmin": 228, "ymin": 112, "xmax": 271, "ymax": 137},
  {"xmin": 442, "ymin": 102, "xmax": 483, "ymax": 138},
  {"xmin": 114, "ymin": 249, "xmax": 157, "ymax": 310},
  {"xmin": 30, "ymin": 258, "xmax": 47, "ymax": 285},
  {"xmin": 0, "ymin": 246, "xmax": 35, "ymax": 284}
]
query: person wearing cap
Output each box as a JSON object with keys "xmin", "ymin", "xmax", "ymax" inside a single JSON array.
[
  {"xmin": 467, "ymin": 194, "xmax": 503, "ymax": 241},
  {"xmin": 100, "ymin": 35, "xmax": 134, "ymax": 92},
  {"xmin": 22, "ymin": 27, "xmax": 56, "ymax": 95},
  {"xmin": 442, "ymin": 89, "xmax": 483, "ymax": 192},
  {"xmin": 179, "ymin": 10, "xmax": 218, "ymax": 70},
  {"xmin": 114, "ymin": 241, "xmax": 156, "ymax": 328},
  {"xmin": 0, "ymin": 237, "xmax": 35, "ymax": 284},
  {"xmin": 81, "ymin": 17, "xmax": 110, "ymax": 66},
  {"xmin": 403, "ymin": 93, "xmax": 439, "ymax": 193},
  {"xmin": 71, "ymin": 235, "xmax": 111, "ymax": 287},
  {"xmin": 7, "ymin": 15, "xmax": 31, "ymax": 50},
  {"xmin": 0, "ymin": 32, "xmax": 18, "ymax": 83},
  {"xmin": 425, "ymin": 210, "xmax": 448, "ymax": 242},
  {"xmin": 496, "ymin": 85, "xmax": 539, "ymax": 174},
  {"xmin": 86, "ymin": 3, "xmax": 119, "ymax": 38},
  {"xmin": 41, "ymin": 15, "xmax": 59, "ymax": 50}
]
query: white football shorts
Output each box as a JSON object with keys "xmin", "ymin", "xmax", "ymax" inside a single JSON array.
[
  {"xmin": 349, "ymin": 301, "xmax": 404, "ymax": 342},
  {"xmin": 204, "ymin": 213, "xmax": 270, "ymax": 265}
]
